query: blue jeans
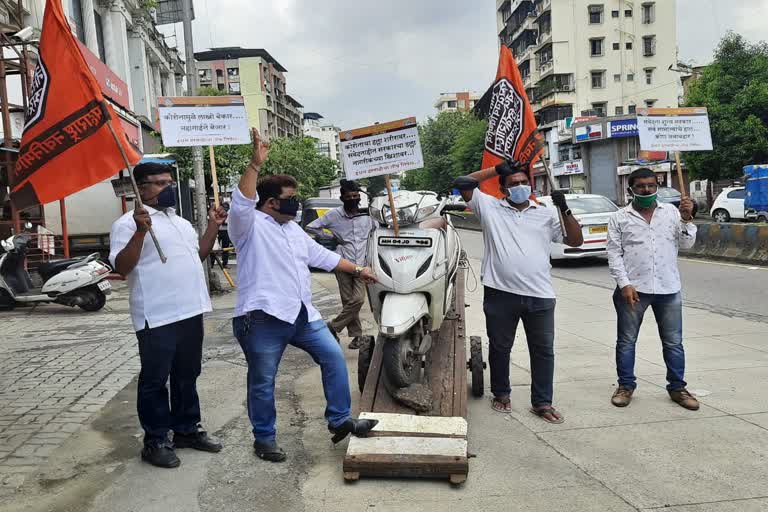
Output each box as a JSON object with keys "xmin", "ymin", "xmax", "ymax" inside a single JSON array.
[
  {"xmin": 613, "ymin": 289, "xmax": 687, "ymax": 392},
  {"xmin": 233, "ymin": 305, "xmax": 351, "ymax": 443},
  {"xmin": 483, "ymin": 287, "xmax": 556, "ymax": 407},
  {"xmin": 136, "ymin": 315, "xmax": 203, "ymax": 446}
]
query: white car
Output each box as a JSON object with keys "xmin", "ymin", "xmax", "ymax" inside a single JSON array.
[
  {"xmin": 710, "ymin": 187, "xmax": 746, "ymax": 223},
  {"xmin": 538, "ymin": 194, "xmax": 618, "ymax": 260}
]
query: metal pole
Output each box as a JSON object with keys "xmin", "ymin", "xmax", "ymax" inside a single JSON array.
[
  {"xmin": 181, "ymin": 0, "xmax": 208, "ymax": 238},
  {"xmin": 59, "ymin": 198, "xmax": 69, "ymax": 258}
]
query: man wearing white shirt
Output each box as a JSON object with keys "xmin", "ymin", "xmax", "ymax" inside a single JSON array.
[
  {"xmin": 306, "ymin": 179, "xmax": 376, "ymax": 349},
  {"xmin": 229, "ymin": 129, "xmax": 379, "ymax": 463},
  {"xmin": 109, "ymin": 163, "xmax": 227, "ymax": 468},
  {"xmin": 607, "ymin": 168, "xmax": 699, "ymax": 410}
]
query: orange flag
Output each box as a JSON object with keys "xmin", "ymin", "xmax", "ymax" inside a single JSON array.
[
  {"xmin": 478, "ymin": 45, "xmax": 545, "ymax": 199},
  {"xmin": 10, "ymin": 0, "xmax": 141, "ymax": 210}
]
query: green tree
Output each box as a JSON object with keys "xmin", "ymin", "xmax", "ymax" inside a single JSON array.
[
  {"xmin": 401, "ymin": 112, "xmax": 487, "ymax": 192},
  {"xmin": 684, "ymin": 32, "xmax": 768, "ymax": 181},
  {"xmin": 261, "ymin": 136, "xmax": 339, "ymax": 197}
]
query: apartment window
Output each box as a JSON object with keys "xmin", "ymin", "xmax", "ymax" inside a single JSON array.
[
  {"xmin": 611, "ymin": 10, "xmax": 620, "ymax": 18},
  {"xmin": 625, "ymin": 9, "xmax": 633, "ymax": 17},
  {"xmin": 198, "ymin": 69, "xmax": 211, "ymax": 82},
  {"xmin": 591, "ymin": 71, "xmax": 605, "ymax": 88},
  {"xmin": 588, "ymin": 5, "xmax": 604, "ymax": 24},
  {"xmin": 216, "ymin": 69, "xmax": 224, "ymax": 78},
  {"xmin": 615, "ymin": 106, "xmax": 624, "ymax": 115},
  {"xmin": 228, "ymin": 82, "xmax": 241, "ymax": 93},
  {"xmin": 227, "ymin": 67, "xmax": 239, "ymax": 78},
  {"xmin": 459, "ymin": 100, "xmax": 467, "ymax": 109},
  {"xmin": 642, "ymin": 2, "xmax": 655, "ymax": 23},
  {"xmin": 447, "ymin": 100, "xmax": 457, "ymax": 108},
  {"xmin": 645, "ymin": 67, "xmax": 655, "ymax": 84},
  {"xmin": 645, "ymin": 99, "xmax": 657, "ymax": 108},
  {"xmin": 592, "ymin": 102, "xmax": 607, "ymax": 117},
  {"xmin": 559, "ymin": 146, "xmax": 570, "ymax": 162},
  {"xmin": 627, "ymin": 73, "xmax": 635, "ymax": 82},
  {"xmin": 628, "ymin": 104, "xmax": 637, "ymax": 114},
  {"xmin": 94, "ymin": 11, "xmax": 106, "ymax": 63},
  {"xmin": 613, "ymin": 73, "xmax": 621, "ymax": 83},
  {"xmin": 70, "ymin": 0, "xmax": 85, "ymax": 42},
  {"xmin": 643, "ymin": 35, "xmax": 656, "ymax": 56},
  {"xmin": 590, "ymin": 38, "xmax": 604, "ymax": 56},
  {"xmin": 626, "ymin": 42, "xmax": 633, "ymax": 50},
  {"xmin": 573, "ymin": 146, "xmax": 582, "ymax": 159},
  {"xmin": 217, "ymin": 84, "xmax": 225, "ymax": 91},
  {"xmin": 612, "ymin": 42, "xmax": 620, "ymax": 51}
]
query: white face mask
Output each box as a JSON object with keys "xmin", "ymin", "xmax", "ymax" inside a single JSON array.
[{"xmin": 507, "ymin": 184, "xmax": 532, "ymax": 204}]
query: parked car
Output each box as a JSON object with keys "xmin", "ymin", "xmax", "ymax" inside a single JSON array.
[
  {"xmin": 656, "ymin": 187, "xmax": 699, "ymax": 217},
  {"xmin": 710, "ymin": 187, "xmax": 746, "ymax": 223},
  {"xmin": 538, "ymin": 194, "xmax": 618, "ymax": 260}
]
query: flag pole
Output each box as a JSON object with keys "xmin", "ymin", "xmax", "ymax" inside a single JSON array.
[
  {"xmin": 209, "ymin": 145, "xmax": 220, "ymax": 208},
  {"xmin": 103, "ymin": 111, "xmax": 167, "ymax": 263},
  {"xmin": 538, "ymin": 156, "xmax": 567, "ymax": 238}
]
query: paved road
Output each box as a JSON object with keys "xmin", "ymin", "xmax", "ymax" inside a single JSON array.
[{"xmin": 457, "ymin": 228, "xmax": 768, "ymax": 322}]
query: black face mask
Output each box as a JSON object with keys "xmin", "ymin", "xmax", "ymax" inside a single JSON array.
[
  {"xmin": 154, "ymin": 185, "xmax": 177, "ymax": 209},
  {"xmin": 274, "ymin": 197, "xmax": 300, "ymax": 216},
  {"xmin": 342, "ymin": 198, "xmax": 360, "ymax": 210}
]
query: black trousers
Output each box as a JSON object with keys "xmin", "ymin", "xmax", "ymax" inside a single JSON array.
[
  {"xmin": 483, "ymin": 286, "xmax": 556, "ymax": 407},
  {"xmin": 136, "ymin": 315, "xmax": 204, "ymax": 445}
]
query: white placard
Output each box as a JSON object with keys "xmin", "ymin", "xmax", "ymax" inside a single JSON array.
[
  {"xmin": 340, "ymin": 118, "xmax": 424, "ymax": 180},
  {"xmin": 637, "ymin": 108, "xmax": 713, "ymax": 152},
  {"xmin": 157, "ymin": 96, "xmax": 250, "ymax": 147}
]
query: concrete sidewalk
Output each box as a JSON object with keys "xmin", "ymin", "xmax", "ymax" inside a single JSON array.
[{"xmin": 2, "ymin": 264, "xmax": 768, "ymax": 512}]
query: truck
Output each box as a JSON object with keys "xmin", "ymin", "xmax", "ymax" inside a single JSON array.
[{"xmin": 744, "ymin": 165, "xmax": 768, "ymax": 222}]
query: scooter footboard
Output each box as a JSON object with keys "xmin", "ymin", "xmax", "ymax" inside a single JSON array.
[{"xmin": 380, "ymin": 293, "xmax": 429, "ymax": 337}]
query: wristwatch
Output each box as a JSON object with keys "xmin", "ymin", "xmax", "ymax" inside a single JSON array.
[
  {"xmin": 561, "ymin": 208, "xmax": 573, "ymax": 217},
  {"xmin": 353, "ymin": 266, "xmax": 365, "ymax": 277}
]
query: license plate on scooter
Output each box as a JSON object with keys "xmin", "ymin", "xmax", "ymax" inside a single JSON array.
[
  {"xmin": 97, "ymin": 281, "xmax": 111, "ymax": 292},
  {"xmin": 378, "ymin": 236, "xmax": 432, "ymax": 247}
]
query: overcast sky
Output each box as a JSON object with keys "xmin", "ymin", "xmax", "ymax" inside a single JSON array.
[{"xmin": 176, "ymin": 0, "xmax": 768, "ymax": 130}]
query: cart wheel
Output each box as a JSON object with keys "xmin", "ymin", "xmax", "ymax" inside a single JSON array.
[
  {"xmin": 358, "ymin": 336, "xmax": 375, "ymax": 393},
  {"xmin": 469, "ymin": 336, "xmax": 484, "ymax": 398}
]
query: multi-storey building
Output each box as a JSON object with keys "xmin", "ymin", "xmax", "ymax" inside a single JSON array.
[
  {"xmin": 303, "ymin": 112, "xmax": 342, "ymax": 166},
  {"xmin": 195, "ymin": 47, "xmax": 304, "ymax": 140},
  {"xmin": 434, "ymin": 92, "xmax": 482, "ymax": 113},
  {"xmin": 496, "ymin": 0, "xmax": 679, "ymax": 124}
]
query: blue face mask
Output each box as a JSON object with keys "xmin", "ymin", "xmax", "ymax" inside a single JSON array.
[
  {"xmin": 507, "ymin": 184, "xmax": 532, "ymax": 204},
  {"xmin": 156, "ymin": 185, "xmax": 178, "ymax": 209}
]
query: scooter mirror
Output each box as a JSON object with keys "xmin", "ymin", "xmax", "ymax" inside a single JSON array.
[{"xmin": 24, "ymin": 222, "xmax": 33, "ymax": 230}]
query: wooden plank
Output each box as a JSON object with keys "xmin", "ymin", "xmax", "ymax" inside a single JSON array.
[
  {"xmin": 424, "ymin": 312, "xmax": 454, "ymax": 417},
  {"xmin": 343, "ymin": 454, "xmax": 468, "ymax": 479},
  {"xmin": 359, "ymin": 412, "xmax": 467, "ymax": 437},
  {"xmin": 357, "ymin": 336, "xmax": 384, "ymax": 414},
  {"xmin": 347, "ymin": 436, "xmax": 467, "ymax": 458}
]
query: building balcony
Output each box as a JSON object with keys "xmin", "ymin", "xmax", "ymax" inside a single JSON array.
[
  {"xmin": 537, "ymin": 30, "xmax": 552, "ymax": 48},
  {"xmin": 537, "ymin": 59, "xmax": 554, "ymax": 76},
  {"xmin": 539, "ymin": 90, "xmax": 576, "ymax": 109}
]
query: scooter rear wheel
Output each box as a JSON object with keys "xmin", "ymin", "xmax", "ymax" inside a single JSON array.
[
  {"xmin": 382, "ymin": 334, "xmax": 420, "ymax": 388},
  {"xmin": 76, "ymin": 286, "xmax": 107, "ymax": 312}
]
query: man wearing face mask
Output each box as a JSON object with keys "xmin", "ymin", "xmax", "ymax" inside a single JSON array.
[
  {"xmin": 306, "ymin": 179, "xmax": 376, "ymax": 349},
  {"xmin": 607, "ymin": 168, "xmax": 698, "ymax": 410},
  {"xmin": 229, "ymin": 129, "xmax": 380, "ymax": 463},
  {"xmin": 109, "ymin": 163, "xmax": 227, "ymax": 468},
  {"xmin": 454, "ymin": 160, "xmax": 583, "ymax": 424}
]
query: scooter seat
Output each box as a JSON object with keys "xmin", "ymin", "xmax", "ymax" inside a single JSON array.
[
  {"xmin": 419, "ymin": 217, "xmax": 448, "ymax": 231},
  {"xmin": 38, "ymin": 258, "xmax": 83, "ymax": 282}
]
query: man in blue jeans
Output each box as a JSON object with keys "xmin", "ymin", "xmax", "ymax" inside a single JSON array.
[
  {"xmin": 607, "ymin": 168, "xmax": 699, "ymax": 410},
  {"xmin": 455, "ymin": 160, "xmax": 583, "ymax": 424},
  {"xmin": 228, "ymin": 129, "xmax": 379, "ymax": 462}
]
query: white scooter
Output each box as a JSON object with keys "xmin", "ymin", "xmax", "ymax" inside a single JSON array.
[
  {"xmin": 0, "ymin": 226, "xmax": 112, "ymax": 311},
  {"xmin": 366, "ymin": 190, "xmax": 465, "ymax": 388}
]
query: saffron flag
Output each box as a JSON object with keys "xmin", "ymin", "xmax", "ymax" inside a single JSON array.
[
  {"xmin": 476, "ymin": 45, "xmax": 545, "ymax": 198},
  {"xmin": 10, "ymin": 0, "xmax": 141, "ymax": 210}
]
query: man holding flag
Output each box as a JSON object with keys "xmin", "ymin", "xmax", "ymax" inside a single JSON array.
[{"xmin": 455, "ymin": 45, "xmax": 583, "ymax": 424}]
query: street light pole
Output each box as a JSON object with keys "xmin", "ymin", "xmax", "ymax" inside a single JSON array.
[{"xmin": 181, "ymin": 0, "xmax": 207, "ymax": 239}]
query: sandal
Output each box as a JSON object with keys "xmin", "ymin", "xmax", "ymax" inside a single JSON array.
[
  {"xmin": 253, "ymin": 440, "xmax": 287, "ymax": 462},
  {"xmin": 491, "ymin": 395, "xmax": 512, "ymax": 414},
  {"xmin": 530, "ymin": 405, "xmax": 565, "ymax": 424}
]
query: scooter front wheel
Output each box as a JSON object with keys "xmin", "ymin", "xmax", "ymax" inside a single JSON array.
[{"xmin": 382, "ymin": 333, "xmax": 421, "ymax": 388}]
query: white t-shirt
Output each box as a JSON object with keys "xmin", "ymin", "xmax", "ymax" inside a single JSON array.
[
  {"xmin": 468, "ymin": 189, "xmax": 563, "ymax": 299},
  {"xmin": 109, "ymin": 206, "xmax": 212, "ymax": 331}
]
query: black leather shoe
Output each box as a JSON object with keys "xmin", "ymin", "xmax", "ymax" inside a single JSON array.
[
  {"xmin": 253, "ymin": 440, "xmax": 287, "ymax": 462},
  {"xmin": 141, "ymin": 442, "xmax": 180, "ymax": 468},
  {"xmin": 174, "ymin": 430, "xmax": 223, "ymax": 453},
  {"xmin": 327, "ymin": 322, "xmax": 340, "ymax": 343},
  {"xmin": 348, "ymin": 337, "xmax": 362, "ymax": 349},
  {"xmin": 329, "ymin": 418, "xmax": 379, "ymax": 444}
]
